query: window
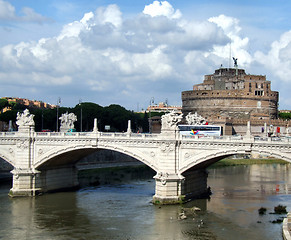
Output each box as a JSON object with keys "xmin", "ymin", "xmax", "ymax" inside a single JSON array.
[{"xmin": 255, "ymin": 90, "xmax": 264, "ymax": 96}]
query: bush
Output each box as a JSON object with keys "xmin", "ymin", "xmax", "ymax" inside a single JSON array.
[{"xmin": 274, "ymin": 205, "xmax": 287, "ymax": 214}]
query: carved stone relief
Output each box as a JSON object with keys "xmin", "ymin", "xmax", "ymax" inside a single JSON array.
[
  {"xmin": 185, "ymin": 112, "xmax": 206, "ymax": 125},
  {"xmin": 59, "ymin": 112, "xmax": 77, "ymax": 132},
  {"xmin": 156, "ymin": 172, "xmax": 169, "ymax": 185},
  {"xmin": 16, "ymin": 140, "xmax": 29, "ymax": 150},
  {"xmin": 160, "ymin": 142, "xmax": 174, "ymax": 153},
  {"xmin": 161, "ymin": 111, "xmax": 183, "ymax": 131}
]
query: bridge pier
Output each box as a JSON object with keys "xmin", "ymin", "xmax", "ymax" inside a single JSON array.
[
  {"xmin": 181, "ymin": 169, "xmax": 209, "ymax": 200},
  {"xmin": 9, "ymin": 168, "xmax": 41, "ymax": 197},
  {"xmin": 9, "ymin": 166, "xmax": 79, "ymax": 197},
  {"xmin": 153, "ymin": 173, "xmax": 185, "ymax": 204},
  {"xmin": 153, "ymin": 169, "xmax": 209, "ymax": 204}
]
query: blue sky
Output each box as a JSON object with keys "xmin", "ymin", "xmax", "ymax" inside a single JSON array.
[{"xmin": 1, "ymin": 0, "xmax": 291, "ymax": 111}]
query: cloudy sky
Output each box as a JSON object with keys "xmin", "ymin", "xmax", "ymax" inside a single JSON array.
[{"xmin": 1, "ymin": 0, "xmax": 291, "ymax": 111}]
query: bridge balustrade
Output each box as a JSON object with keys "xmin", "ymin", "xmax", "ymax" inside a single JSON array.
[
  {"xmin": 0, "ymin": 132, "xmax": 16, "ymax": 136},
  {"xmin": 99, "ymin": 132, "xmax": 118, "ymax": 137},
  {"xmin": 130, "ymin": 133, "xmax": 142, "ymax": 138},
  {"xmin": 79, "ymin": 132, "xmax": 91, "ymax": 136},
  {"xmin": 31, "ymin": 131, "xmax": 161, "ymax": 139},
  {"xmin": 180, "ymin": 134, "xmax": 291, "ymax": 143},
  {"xmin": 35, "ymin": 132, "xmax": 49, "ymax": 136}
]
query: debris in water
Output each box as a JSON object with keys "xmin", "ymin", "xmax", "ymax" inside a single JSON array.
[{"xmin": 258, "ymin": 207, "xmax": 267, "ymax": 215}]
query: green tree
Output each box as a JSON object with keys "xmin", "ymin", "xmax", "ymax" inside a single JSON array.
[
  {"xmin": 0, "ymin": 100, "xmax": 153, "ymax": 133},
  {"xmin": 101, "ymin": 105, "xmax": 129, "ymax": 132},
  {"xmin": 279, "ymin": 112, "xmax": 291, "ymax": 120},
  {"xmin": 0, "ymin": 110, "xmax": 18, "ymax": 123},
  {"xmin": 0, "ymin": 99, "xmax": 8, "ymax": 110},
  {"xmin": 72, "ymin": 102, "xmax": 103, "ymax": 131}
]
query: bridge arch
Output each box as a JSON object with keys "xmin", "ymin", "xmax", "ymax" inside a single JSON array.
[
  {"xmin": 180, "ymin": 149, "xmax": 291, "ymax": 174},
  {"xmin": 34, "ymin": 144, "xmax": 158, "ymax": 172}
]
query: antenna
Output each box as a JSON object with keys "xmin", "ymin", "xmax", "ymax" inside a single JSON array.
[{"xmin": 228, "ymin": 41, "xmax": 232, "ymax": 69}]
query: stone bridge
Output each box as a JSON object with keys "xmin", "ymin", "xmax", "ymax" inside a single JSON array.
[{"xmin": 0, "ymin": 110, "xmax": 291, "ymax": 204}]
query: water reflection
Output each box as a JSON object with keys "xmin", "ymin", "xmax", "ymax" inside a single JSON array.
[{"xmin": 0, "ymin": 164, "xmax": 290, "ymax": 240}]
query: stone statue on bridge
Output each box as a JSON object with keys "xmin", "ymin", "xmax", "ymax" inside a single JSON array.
[
  {"xmin": 59, "ymin": 112, "xmax": 77, "ymax": 132},
  {"xmin": 185, "ymin": 112, "xmax": 206, "ymax": 125},
  {"xmin": 16, "ymin": 109, "xmax": 35, "ymax": 128},
  {"xmin": 161, "ymin": 111, "xmax": 183, "ymax": 132}
]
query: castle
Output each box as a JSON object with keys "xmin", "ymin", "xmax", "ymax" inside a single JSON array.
[{"xmin": 182, "ymin": 66, "xmax": 289, "ymax": 136}]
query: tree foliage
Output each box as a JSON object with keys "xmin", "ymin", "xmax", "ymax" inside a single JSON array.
[
  {"xmin": 0, "ymin": 101, "xmax": 153, "ymax": 133},
  {"xmin": 0, "ymin": 99, "xmax": 8, "ymax": 110},
  {"xmin": 278, "ymin": 112, "xmax": 291, "ymax": 120},
  {"xmin": 72, "ymin": 102, "xmax": 103, "ymax": 131}
]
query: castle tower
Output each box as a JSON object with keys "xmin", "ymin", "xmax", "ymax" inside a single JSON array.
[{"xmin": 182, "ymin": 67, "xmax": 279, "ymax": 121}]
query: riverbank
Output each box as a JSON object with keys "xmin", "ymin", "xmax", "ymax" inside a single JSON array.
[{"xmin": 209, "ymin": 158, "xmax": 288, "ymax": 168}]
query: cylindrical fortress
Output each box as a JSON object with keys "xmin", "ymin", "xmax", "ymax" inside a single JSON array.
[{"xmin": 182, "ymin": 68, "xmax": 279, "ymax": 121}]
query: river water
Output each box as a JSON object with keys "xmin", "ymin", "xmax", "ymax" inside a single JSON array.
[{"xmin": 0, "ymin": 164, "xmax": 290, "ymax": 240}]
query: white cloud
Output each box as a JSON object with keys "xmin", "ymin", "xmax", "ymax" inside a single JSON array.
[
  {"xmin": 209, "ymin": 14, "xmax": 241, "ymax": 36},
  {"xmin": 31, "ymin": 72, "xmax": 72, "ymax": 85},
  {"xmin": 143, "ymin": 1, "xmax": 181, "ymax": 19},
  {"xmin": 254, "ymin": 30, "xmax": 291, "ymax": 83},
  {"xmin": 0, "ymin": 0, "xmax": 50, "ymax": 23},
  {"xmin": 208, "ymin": 14, "xmax": 252, "ymax": 67},
  {"xmin": 95, "ymin": 4, "xmax": 122, "ymax": 28},
  {"xmin": 0, "ymin": 0, "xmax": 15, "ymax": 19}
]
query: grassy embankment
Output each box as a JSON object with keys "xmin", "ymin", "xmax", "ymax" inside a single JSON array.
[{"xmin": 210, "ymin": 158, "xmax": 288, "ymax": 168}]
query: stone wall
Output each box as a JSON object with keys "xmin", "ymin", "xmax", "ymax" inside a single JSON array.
[{"xmin": 182, "ymin": 89, "xmax": 278, "ymax": 120}]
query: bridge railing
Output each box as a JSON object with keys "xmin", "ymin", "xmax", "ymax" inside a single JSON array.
[
  {"xmin": 181, "ymin": 135, "xmax": 241, "ymax": 141},
  {"xmin": 98, "ymin": 132, "xmax": 159, "ymax": 138},
  {"xmin": 181, "ymin": 134, "xmax": 291, "ymax": 143},
  {"xmin": 0, "ymin": 132, "xmax": 16, "ymax": 136},
  {"xmin": 32, "ymin": 131, "xmax": 160, "ymax": 139},
  {"xmin": 34, "ymin": 132, "xmax": 89, "ymax": 137}
]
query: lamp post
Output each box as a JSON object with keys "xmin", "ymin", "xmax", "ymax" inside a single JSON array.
[
  {"xmin": 56, "ymin": 97, "xmax": 61, "ymax": 132},
  {"xmin": 41, "ymin": 109, "xmax": 44, "ymax": 131},
  {"xmin": 79, "ymin": 99, "xmax": 82, "ymax": 132},
  {"xmin": 149, "ymin": 97, "xmax": 154, "ymax": 133}
]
